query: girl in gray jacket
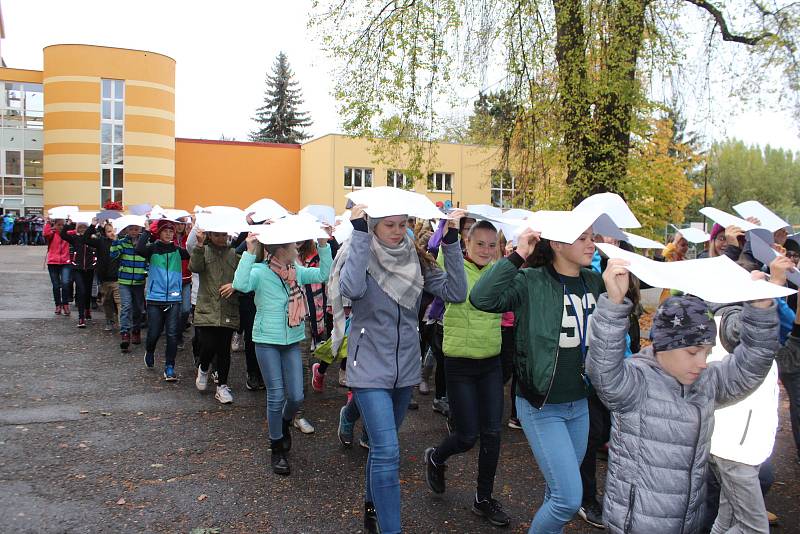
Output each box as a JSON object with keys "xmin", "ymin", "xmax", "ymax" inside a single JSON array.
[
  {"xmin": 587, "ymin": 258, "xmax": 781, "ymax": 533},
  {"xmin": 337, "ymin": 204, "xmax": 467, "ymax": 534}
]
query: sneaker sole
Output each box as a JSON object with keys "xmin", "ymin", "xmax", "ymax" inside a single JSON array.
[
  {"xmin": 164, "ymin": 375, "xmax": 177, "ymax": 382},
  {"xmin": 507, "ymin": 422, "xmax": 522, "ymax": 430},
  {"xmin": 215, "ymin": 395, "xmax": 233, "ymax": 404},
  {"xmin": 471, "ymin": 505, "xmax": 510, "ymax": 527},
  {"xmin": 358, "ymin": 440, "xmax": 370, "ymax": 450},
  {"xmin": 577, "ymin": 508, "xmax": 605, "ymax": 529}
]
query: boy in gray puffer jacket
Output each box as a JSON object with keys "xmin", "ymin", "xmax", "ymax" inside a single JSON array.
[{"xmin": 586, "ymin": 258, "xmax": 780, "ymax": 534}]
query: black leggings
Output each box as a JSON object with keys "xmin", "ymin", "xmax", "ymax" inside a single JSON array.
[
  {"xmin": 238, "ymin": 294, "xmax": 261, "ymax": 377},
  {"xmin": 196, "ymin": 326, "xmax": 234, "ymax": 385},
  {"xmin": 500, "ymin": 326, "xmax": 517, "ymax": 418},
  {"xmin": 432, "ymin": 355, "xmax": 503, "ymax": 500},
  {"xmin": 73, "ymin": 269, "xmax": 94, "ymax": 319},
  {"xmin": 424, "ymin": 323, "xmax": 446, "ymax": 399}
]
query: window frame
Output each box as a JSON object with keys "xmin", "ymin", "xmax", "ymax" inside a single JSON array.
[
  {"xmin": 490, "ymin": 170, "xmax": 516, "ymax": 208},
  {"xmin": 427, "ymin": 171, "xmax": 453, "ymax": 193},
  {"xmin": 344, "ymin": 166, "xmax": 373, "ymax": 189},
  {"xmin": 100, "ymin": 79, "xmax": 125, "ymax": 204},
  {"xmin": 387, "ymin": 169, "xmax": 411, "ymax": 189}
]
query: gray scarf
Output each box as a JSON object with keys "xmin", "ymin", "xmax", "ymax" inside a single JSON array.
[{"xmin": 368, "ymin": 234, "xmax": 423, "ymax": 310}]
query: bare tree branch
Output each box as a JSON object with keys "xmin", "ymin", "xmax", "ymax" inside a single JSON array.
[{"xmin": 684, "ymin": 0, "xmax": 774, "ymax": 44}]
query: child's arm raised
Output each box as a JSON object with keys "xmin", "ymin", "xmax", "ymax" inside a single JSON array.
[{"xmin": 586, "ymin": 259, "xmax": 643, "ymax": 412}]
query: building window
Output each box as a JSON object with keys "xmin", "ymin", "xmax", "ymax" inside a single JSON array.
[
  {"xmin": 101, "ymin": 79, "xmax": 124, "ymax": 204},
  {"xmin": 427, "ymin": 172, "xmax": 452, "ymax": 193},
  {"xmin": 344, "ymin": 167, "xmax": 373, "ymax": 189},
  {"xmin": 491, "ymin": 170, "xmax": 516, "ymax": 208},
  {"xmin": 387, "ymin": 170, "xmax": 411, "ymax": 189}
]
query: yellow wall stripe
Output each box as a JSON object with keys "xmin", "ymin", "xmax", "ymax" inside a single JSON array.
[
  {"xmin": 126, "ymin": 105, "xmax": 175, "ymax": 121},
  {"xmin": 43, "ymin": 75, "xmax": 100, "ymax": 84},
  {"xmin": 125, "ymin": 172, "xmax": 175, "ymax": 185},
  {"xmin": 44, "ymin": 154, "xmax": 99, "ymax": 173},
  {"xmin": 125, "ymin": 132, "xmax": 174, "ymax": 150},
  {"xmin": 43, "ymin": 171, "xmax": 99, "ymax": 182},
  {"xmin": 44, "ymin": 143, "xmax": 100, "ymax": 156},
  {"xmin": 125, "ymin": 115, "xmax": 174, "ymax": 136},
  {"xmin": 45, "ymin": 129, "xmax": 100, "ymax": 145},
  {"xmin": 126, "ymin": 79, "xmax": 175, "ymax": 93},
  {"xmin": 125, "ymin": 155, "xmax": 174, "ymax": 177},
  {"xmin": 45, "ymin": 102, "xmax": 100, "ymax": 113},
  {"xmin": 45, "ymin": 112, "xmax": 100, "ymax": 130},
  {"xmin": 125, "ymin": 145, "xmax": 175, "ymax": 159}
]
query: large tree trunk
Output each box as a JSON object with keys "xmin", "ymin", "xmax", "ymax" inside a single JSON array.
[{"xmin": 552, "ymin": 0, "xmax": 593, "ymax": 205}]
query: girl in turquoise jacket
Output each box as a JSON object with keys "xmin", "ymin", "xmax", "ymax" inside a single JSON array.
[{"xmin": 233, "ymin": 232, "xmax": 332, "ymax": 475}]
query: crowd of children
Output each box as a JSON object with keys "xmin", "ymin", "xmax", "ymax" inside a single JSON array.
[{"xmin": 40, "ymin": 197, "xmax": 800, "ymax": 534}]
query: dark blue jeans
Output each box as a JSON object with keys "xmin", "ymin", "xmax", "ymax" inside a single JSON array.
[
  {"xmin": 47, "ymin": 264, "xmax": 72, "ymax": 306},
  {"xmin": 145, "ymin": 302, "xmax": 180, "ymax": 367},
  {"xmin": 432, "ymin": 355, "xmax": 503, "ymax": 500},
  {"xmin": 72, "ymin": 269, "xmax": 94, "ymax": 319},
  {"xmin": 353, "ymin": 386, "xmax": 414, "ymax": 534},
  {"xmin": 118, "ymin": 284, "xmax": 145, "ymax": 334}
]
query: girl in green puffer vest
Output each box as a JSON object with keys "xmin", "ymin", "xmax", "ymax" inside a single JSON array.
[{"xmin": 423, "ymin": 220, "xmax": 510, "ymax": 527}]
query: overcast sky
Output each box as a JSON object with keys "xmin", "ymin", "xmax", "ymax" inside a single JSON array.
[{"xmin": 4, "ymin": 0, "xmax": 799, "ymax": 151}]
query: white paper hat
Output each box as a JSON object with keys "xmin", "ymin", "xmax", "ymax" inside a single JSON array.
[
  {"xmin": 733, "ymin": 200, "xmax": 792, "ymax": 233},
  {"xmin": 574, "ymin": 192, "xmax": 641, "ymax": 229},
  {"xmin": 112, "ymin": 214, "xmax": 146, "ymax": 234},
  {"xmin": 465, "ymin": 204, "xmax": 503, "ymax": 221},
  {"xmin": 299, "ymin": 205, "xmax": 336, "ymax": 227},
  {"xmin": 150, "ymin": 204, "xmax": 191, "ymax": 222},
  {"xmin": 699, "ymin": 206, "xmax": 773, "ymax": 244},
  {"xmin": 526, "ymin": 210, "xmax": 626, "ymax": 243},
  {"xmin": 622, "ymin": 231, "xmax": 665, "ymax": 250},
  {"xmin": 670, "ymin": 225, "xmax": 710, "ymax": 244},
  {"xmin": 346, "ymin": 186, "xmax": 445, "ymax": 220},
  {"xmin": 245, "ymin": 198, "xmax": 290, "ymax": 223},
  {"xmin": 249, "ymin": 215, "xmax": 328, "ymax": 245},
  {"xmin": 72, "ymin": 211, "xmax": 97, "ymax": 225},
  {"xmin": 194, "ymin": 206, "xmax": 248, "ymax": 234},
  {"xmin": 48, "ymin": 205, "xmax": 78, "ymax": 220}
]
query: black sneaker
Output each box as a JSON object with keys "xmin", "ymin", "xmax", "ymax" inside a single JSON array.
[
  {"xmin": 364, "ymin": 501, "xmax": 380, "ymax": 534},
  {"xmin": 246, "ymin": 374, "xmax": 265, "ymax": 391},
  {"xmin": 424, "ymin": 447, "xmax": 446, "ymax": 494},
  {"xmin": 472, "ymin": 497, "xmax": 510, "ymax": 527},
  {"xmin": 578, "ymin": 499, "xmax": 605, "ymax": 529}
]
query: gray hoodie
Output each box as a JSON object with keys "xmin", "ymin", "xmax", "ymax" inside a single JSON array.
[
  {"xmin": 586, "ymin": 294, "xmax": 779, "ymax": 534},
  {"xmin": 340, "ymin": 228, "xmax": 467, "ymax": 389}
]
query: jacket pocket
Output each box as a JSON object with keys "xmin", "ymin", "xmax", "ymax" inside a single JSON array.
[
  {"xmin": 352, "ymin": 328, "xmax": 365, "ymax": 367},
  {"xmin": 624, "ymin": 484, "xmax": 636, "ymax": 534},
  {"xmin": 739, "ymin": 409, "xmax": 753, "ymax": 445}
]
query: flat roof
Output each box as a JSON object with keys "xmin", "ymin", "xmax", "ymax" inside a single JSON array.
[{"xmin": 176, "ymin": 138, "xmax": 301, "ymax": 149}]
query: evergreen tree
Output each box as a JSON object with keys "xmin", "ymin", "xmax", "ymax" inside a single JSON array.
[{"xmin": 250, "ymin": 52, "xmax": 312, "ymax": 143}]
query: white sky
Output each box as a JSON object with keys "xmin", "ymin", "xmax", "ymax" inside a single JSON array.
[{"xmin": 3, "ymin": 0, "xmax": 799, "ymax": 151}]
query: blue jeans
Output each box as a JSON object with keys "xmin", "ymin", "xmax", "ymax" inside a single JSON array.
[
  {"xmin": 353, "ymin": 386, "xmax": 414, "ymax": 534},
  {"xmin": 255, "ymin": 342, "xmax": 303, "ymax": 441},
  {"xmin": 516, "ymin": 396, "xmax": 589, "ymax": 534},
  {"xmin": 118, "ymin": 284, "xmax": 145, "ymax": 334},
  {"xmin": 47, "ymin": 264, "xmax": 72, "ymax": 306},
  {"xmin": 145, "ymin": 302, "xmax": 180, "ymax": 367}
]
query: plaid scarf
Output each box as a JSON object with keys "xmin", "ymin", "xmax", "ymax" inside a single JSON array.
[{"xmin": 268, "ymin": 255, "xmax": 306, "ymax": 327}]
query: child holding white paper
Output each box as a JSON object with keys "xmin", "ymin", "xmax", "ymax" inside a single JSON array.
[{"xmin": 585, "ymin": 257, "xmax": 784, "ymax": 533}]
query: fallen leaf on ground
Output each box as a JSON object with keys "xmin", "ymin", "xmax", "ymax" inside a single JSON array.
[
  {"xmin": 116, "ymin": 498, "xmax": 126, "ymax": 505},
  {"xmin": 197, "ymin": 494, "xmax": 208, "ymax": 501}
]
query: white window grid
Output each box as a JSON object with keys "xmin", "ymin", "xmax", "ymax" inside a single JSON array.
[
  {"xmin": 387, "ymin": 169, "xmax": 411, "ymax": 189},
  {"xmin": 427, "ymin": 172, "xmax": 452, "ymax": 193},
  {"xmin": 491, "ymin": 171, "xmax": 516, "ymax": 208},
  {"xmin": 344, "ymin": 167, "xmax": 373, "ymax": 189},
  {"xmin": 100, "ymin": 79, "xmax": 125, "ymax": 204}
]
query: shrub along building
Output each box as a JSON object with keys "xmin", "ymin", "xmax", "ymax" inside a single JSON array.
[{"xmin": 0, "ymin": 43, "xmax": 510, "ymax": 217}]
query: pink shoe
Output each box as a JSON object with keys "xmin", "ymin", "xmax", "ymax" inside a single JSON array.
[
  {"xmin": 62, "ymin": 303, "xmax": 71, "ymax": 316},
  {"xmin": 311, "ymin": 362, "xmax": 324, "ymax": 392}
]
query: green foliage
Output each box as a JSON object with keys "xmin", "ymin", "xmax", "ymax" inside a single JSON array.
[
  {"xmin": 250, "ymin": 52, "xmax": 312, "ymax": 144},
  {"xmin": 709, "ymin": 139, "xmax": 800, "ymax": 223}
]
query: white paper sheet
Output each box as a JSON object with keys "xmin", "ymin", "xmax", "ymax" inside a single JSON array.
[
  {"xmin": 622, "ymin": 231, "xmax": 665, "ymax": 250},
  {"xmin": 346, "ymin": 186, "xmax": 445, "ymax": 220},
  {"xmin": 112, "ymin": 215, "xmax": 146, "ymax": 234},
  {"xmin": 502, "ymin": 208, "xmax": 536, "ymax": 220},
  {"xmin": 150, "ymin": 205, "xmax": 191, "ymax": 222},
  {"xmin": 597, "ymin": 243, "xmax": 796, "ymax": 304},
  {"xmin": 47, "ymin": 205, "xmax": 78, "ymax": 220},
  {"xmin": 525, "ymin": 210, "xmax": 626, "ymax": 243},
  {"xmin": 699, "ymin": 207, "xmax": 774, "ymax": 244},
  {"xmin": 733, "ymin": 200, "xmax": 792, "ymax": 233},
  {"xmin": 574, "ymin": 192, "xmax": 641, "ymax": 229},
  {"xmin": 670, "ymin": 225, "xmax": 710, "ymax": 244},
  {"xmin": 194, "ymin": 206, "xmax": 248, "ymax": 234},
  {"xmin": 128, "ymin": 204, "xmax": 152, "ymax": 216},
  {"xmin": 466, "ymin": 204, "xmax": 503, "ymax": 220},
  {"xmin": 333, "ymin": 212, "xmax": 354, "ymax": 243},
  {"xmin": 72, "ymin": 211, "xmax": 97, "ymax": 225},
  {"xmin": 299, "ymin": 205, "xmax": 336, "ymax": 227},
  {"xmin": 244, "ymin": 198, "xmax": 290, "ymax": 223},
  {"xmin": 749, "ymin": 233, "xmax": 800, "ymax": 286},
  {"xmin": 249, "ymin": 215, "xmax": 329, "ymax": 245}
]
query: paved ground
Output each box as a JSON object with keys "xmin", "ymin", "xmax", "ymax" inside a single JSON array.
[{"xmin": 0, "ymin": 245, "xmax": 798, "ymax": 533}]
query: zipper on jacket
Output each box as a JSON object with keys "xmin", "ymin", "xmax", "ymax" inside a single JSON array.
[
  {"xmin": 680, "ymin": 402, "xmax": 702, "ymax": 534},
  {"xmin": 540, "ymin": 344, "xmax": 560, "ymax": 406},
  {"xmin": 739, "ymin": 409, "xmax": 753, "ymax": 446},
  {"xmin": 353, "ymin": 328, "xmax": 365, "ymax": 367},
  {"xmin": 624, "ymin": 484, "xmax": 637, "ymax": 534},
  {"xmin": 393, "ymin": 302, "xmax": 400, "ymax": 388}
]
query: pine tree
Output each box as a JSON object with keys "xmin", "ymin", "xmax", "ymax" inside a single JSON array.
[{"xmin": 250, "ymin": 52, "xmax": 312, "ymax": 144}]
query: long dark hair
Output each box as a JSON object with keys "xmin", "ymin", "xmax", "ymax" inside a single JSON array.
[{"xmin": 525, "ymin": 238, "xmax": 554, "ymax": 268}]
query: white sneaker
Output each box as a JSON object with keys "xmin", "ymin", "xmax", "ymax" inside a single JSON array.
[
  {"xmin": 195, "ymin": 366, "xmax": 209, "ymax": 391},
  {"xmin": 338, "ymin": 368, "xmax": 347, "ymax": 387},
  {"xmin": 293, "ymin": 416, "xmax": 315, "ymax": 434},
  {"xmin": 215, "ymin": 384, "xmax": 233, "ymax": 404}
]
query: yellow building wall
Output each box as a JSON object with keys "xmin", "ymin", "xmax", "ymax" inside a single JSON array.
[
  {"xmin": 0, "ymin": 67, "xmax": 43, "ymax": 84},
  {"xmin": 175, "ymin": 139, "xmax": 301, "ymax": 212},
  {"xmin": 42, "ymin": 44, "xmax": 176, "ymax": 210},
  {"xmin": 300, "ymin": 134, "xmax": 501, "ymax": 213}
]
